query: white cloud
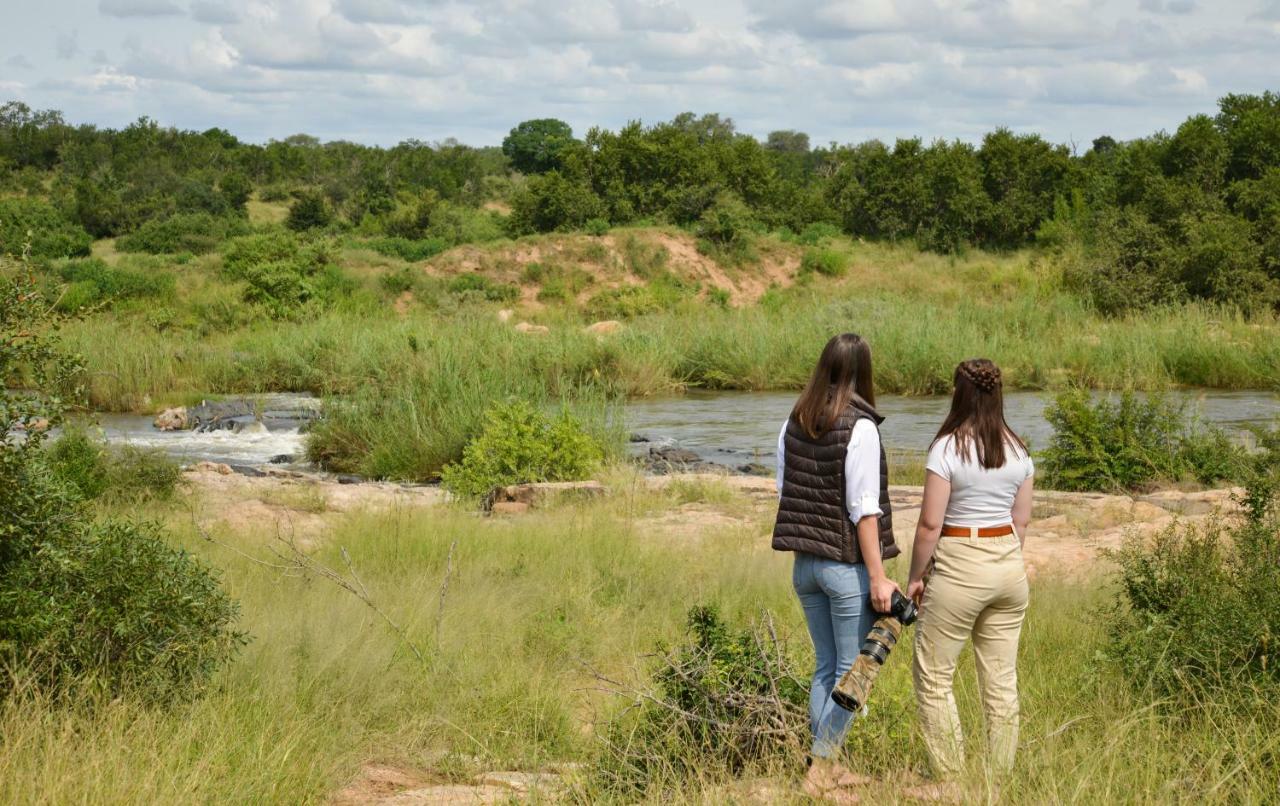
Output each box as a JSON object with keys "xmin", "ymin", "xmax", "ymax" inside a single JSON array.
[
  {"xmin": 6, "ymin": 54, "xmax": 34, "ymax": 70},
  {"xmin": 100, "ymin": 0, "xmax": 185, "ymax": 17},
  {"xmin": 1, "ymin": 0, "xmax": 1273, "ymax": 147},
  {"xmin": 191, "ymin": 0, "xmax": 242, "ymax": 23}
]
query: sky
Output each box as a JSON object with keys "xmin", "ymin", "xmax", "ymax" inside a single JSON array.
[{"xmin": 1, "ymin": 0, "xmax": 1278, "ymax": 149}]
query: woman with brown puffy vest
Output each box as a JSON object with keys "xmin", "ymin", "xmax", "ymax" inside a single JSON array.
[
  {"xmin": 906, "ymin": 358, "xmax": 1033, "ymax": 796},
  {"xmin": 773, "ymin": 333, "xmax": 901, "ymax": 800}
]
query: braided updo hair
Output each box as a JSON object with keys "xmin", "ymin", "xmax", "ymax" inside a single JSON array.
[
  {"xmin": 957, "ymin": 360, "xmax": 1001, "ymax": 394},
  {"xmin": 932, "ymin": 358, "xmax": 1025, "ymax": 469}
]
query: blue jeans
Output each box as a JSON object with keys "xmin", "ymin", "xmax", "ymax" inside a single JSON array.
[{"xmin": 793, "ymin": 552, "xmax": 874, "ymax": 758}]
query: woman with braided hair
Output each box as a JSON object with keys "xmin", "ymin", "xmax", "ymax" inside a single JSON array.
[{"xmin": 906, "ymin": 358, "xmax": 1034, "ymax": 794}]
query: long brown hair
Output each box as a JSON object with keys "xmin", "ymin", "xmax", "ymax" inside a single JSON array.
[
  {"xmin": 791, "ymin": 333, "xmax": 875, "ymax": 438},
  {"xmin": 932, "ymin": 358, "xmax": 1026, "ymax": 469}
]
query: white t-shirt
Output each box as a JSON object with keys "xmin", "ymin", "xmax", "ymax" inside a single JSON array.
[{"xmin": 925, "ymin": 433, "xmax": 1034, "ymax": 527}]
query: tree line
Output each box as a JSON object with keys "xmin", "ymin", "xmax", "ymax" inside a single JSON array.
[{"xmin": 2, "ymin": 92, "xmax": 1278, "ymax": 313}]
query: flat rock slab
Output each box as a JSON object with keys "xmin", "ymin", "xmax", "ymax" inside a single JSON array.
[{"xmin": 385, "ymin": 784, "xmax": 512, "ymax": 804}]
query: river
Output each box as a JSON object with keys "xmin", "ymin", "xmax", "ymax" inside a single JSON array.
[{"xmin": 91, "ymin": 390, "xmax": 1278, "ymax": 471}]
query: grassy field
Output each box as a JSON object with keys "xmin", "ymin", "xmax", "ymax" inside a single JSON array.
[{"xmin": 3, "ymin": 480, "xmax": 1275, "ymax": 803}]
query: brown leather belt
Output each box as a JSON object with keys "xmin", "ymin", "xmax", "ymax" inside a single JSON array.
[{"xmin": 941, "ymin": 524, "xmax": 1015, "ymax": 538}]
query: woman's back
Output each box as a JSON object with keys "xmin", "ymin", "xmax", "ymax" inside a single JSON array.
[{"xmin": 926, "ymin": 434, "xmax": 1033, "ymax": 527}]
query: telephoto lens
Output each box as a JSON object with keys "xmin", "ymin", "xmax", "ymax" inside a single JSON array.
[{"xmin": 831, "ymin": 591, "xmax": 919, "ymax": 713}]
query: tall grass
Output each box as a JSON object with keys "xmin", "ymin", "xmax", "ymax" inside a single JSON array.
[{"xmin": 2, "ymin": 486, "xmax": 1276, "ymax": 802}]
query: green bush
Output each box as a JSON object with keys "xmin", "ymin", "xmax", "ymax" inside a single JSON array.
[
  {"xmin": 285, "ymin": 190, "xmax": 332, "ymax": 232},
  {"xmin": 694, "ymin": 192, "xmax": 756, "ymax": 263},
  {"xmin": 795, "ymin": 221, "xmax": 842, "ymax": 245},
  {"xmin": 52, "ymin": 258, "xmax": 174, "ymax": 311},
  {"xmin": 46, "ymin": 426, "xmax": 182, "ymax": 504},
  {"xmin": 440, "ymin": 400, "xmax": 605, "ymax": 499},
  {"xmin": 585, "ymin": 272, "xmax": 696, "ymax": 319},
  {"xmin": 221, "ymin": 230, "xmax": 302, "ymax": 278},
  {"xmin": 585, "ymin": 217, "xmax": 610, "ymax": 236},
  {"xmin": 360, "ymin": 236, "xmax": 448, "ymax": 262},
  {"xmin": 116, "ymin": 212, "xmax": 248, "ymax": 255},
  {"xmin": 241, "ymin": 260, "xmax": 354, "ymax": 318},
  {"xmin": 1040, "ymin": 389, "xmax": 1247, "ymax": 491},
  {"xmin": 1063, "ymin": 208, "xmax": 1182, "ymax": 316},
  {"xmin": 1, "ymin": 517, "xmax": 245, "ymax": 703},
  {"xmin": 0, "ymin": 198, "xmax": 93, "ymax": 259},
  {"xmin": 445, "ymin": 273, "xmax": 519, "ymax": 303},
  {"xmin": 1103, "ymin": 464, "xmax": 1280, "ymax": 700},
  {"xmin": 595, "ymin": 605, "xmax": 807, "ymax": 795},
  {"xmin": 507, "ymin": 171, "xmax": 606, "ymax": 235},
  {"xmin": 1, "ymin": 268, "xmax": 241, "ymax": 704},
  {"xmin": 379, "ymin": 266, "xmax": 418, "ymax": 296},
  {"xmin": 799, "ymin": 247, "xmax": 848, "ymax": 277}
]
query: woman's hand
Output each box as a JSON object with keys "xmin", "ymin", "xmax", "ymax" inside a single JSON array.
[
  {"xmin": 907, "ymin": 578, "xmax": 926, "ymax": 606},
  {"xmin": 869, "ymin": 574, "xmax": 902, "ymax": 613}
]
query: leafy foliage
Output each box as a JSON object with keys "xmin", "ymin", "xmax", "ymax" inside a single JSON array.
[
  {"xmin": 115, "ymin": 212, "xmax": 249, "ymax": 255},
  {"xmin": 440, "ymin": 400, "xmax": 605, "ymax": 499},
  {"xmin": 285, "ymin": 190, "xmax": 332, "ymax": 232},
  {"xmin": 52, "ymin": 257, "xmax": 174, "ymax": 311},
  {"xmin": 595, "ymin": 606, "xmax": 808, "ymax": 795},
  {"xmin": 46, "ymin": 425, "xmax": 181, "ymax": 504},
  {"xmin": 1, "ymin": 518, "xmax": 245, "ymax": 703},
  {"xmin": 1103, "ymin": 444, "xmax": 1280, "ymax": 700},
  {"xmin": 1040, "ymin": 389, "xmax": 1247, "ymax": 491},
  {"xmin": 502, "ymin": 118, "xmax": 577, "ymax": 175},
  {"xmin": 0, "ymin": 198, "xmax": 93, "ymax": 260},
  {"xmin": 0, "ymin": 258, "xmax": 241, "ymax": 703}
]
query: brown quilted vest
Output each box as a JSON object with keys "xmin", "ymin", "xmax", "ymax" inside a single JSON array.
[{"xmin": 771, "ymin": 395, "xmax": 898, "ymax": 564}]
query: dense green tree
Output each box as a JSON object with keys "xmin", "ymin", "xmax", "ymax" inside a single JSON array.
[
  {"xmin": 285, "ymin": 189, "xmax": 332, "ymax": 231},
  {"xmin": 502, "ymin": 118, "xmax": 577, "ymax": 175},
  {"xmin": 978, "ymin": 128, "xmax": 1071, "ymax": 248}
]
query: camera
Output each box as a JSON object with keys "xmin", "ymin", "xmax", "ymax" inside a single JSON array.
[{"xmin": 831, "ymin": 591, "xmax": 918, "ymax": 713}]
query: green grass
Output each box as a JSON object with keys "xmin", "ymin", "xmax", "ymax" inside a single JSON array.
[{"xmin": 2, "ymin": 485, "xmax": 1276, "ymax": 803}]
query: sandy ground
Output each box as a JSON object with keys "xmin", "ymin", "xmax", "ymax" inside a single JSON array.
[{"xmin": 187, "ymin": 462, "xmax": 1240, "ymax": 578}]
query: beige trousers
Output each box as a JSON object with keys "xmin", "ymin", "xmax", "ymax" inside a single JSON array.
[{"xmin": 912, "ymin": 532, "xmax": 1029, "ymax": 778}]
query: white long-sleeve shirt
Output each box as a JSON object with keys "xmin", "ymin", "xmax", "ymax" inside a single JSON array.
[{"xmin": 776, "ymin": 419, "xmax": 884, "ymax": 525}]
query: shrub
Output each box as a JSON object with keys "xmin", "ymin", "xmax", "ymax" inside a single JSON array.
[
  {"xmin": 379, "ymin": 266, "xmax": 418, "ymax": 296},
  {"xmin": 440, "ymin": 400, "xmax": 605, "ymax": 499},
  {"xmin": 116, "ymin": 212, "xmax": 249, "ymax": 255},
  {"xmin": 52, "ymin": 258, "xmax": 174, "ymax": 311},
  {"xmin": 585, "ymin": 217, "xmax": 610, "ymax": 236},
  {"xmin": 694, "ymin": 191, "xmax": 756, "ymax": 262},
  {"xmin": 585, "ymin": 272, "xmax": 696, "ymax": 319},
  {"xmin": 285, "ymin": 190, "xmax": 332, "ymax": 232},
  {"xmin": 507, "ymin": 171, "xmax": 606, "ymax": 235},
  {"xmin": 445, "ymin": 273, "xmax": 519, "ymax": 303},
  {"xmin": 1, "ymin": 518, "xmax": 246, "ymax": 703},
  {"xmin": 799, "ymin": 247, "xmax": 848, "ymax": 277},
  {"xmin": 360, "ymin": 236, "xmax": 448, "ymax": 262},
  {"xmin": 241, "ymin": 260, "xmax": 354, "ymax": 319},
  {"xmin": 796, "ymin": 221, "xmax": 842, "ymax": 245},
  {"xmin": 47, "ymin": 427, "xmax": 181, "ymax": 505},
  {"xmin": 594, "ymin": 606, "xmax": 807, "ymax": 795},
  {"xmin": 0, "ymin": 198, "xmax": 93, "ymax": 259},
  {"xmin": 1064, "ymin": 208, "xmax": 1182, "ymax": 315},
  {"xmin": 1040, "ymin": 389, "xmax": 1247, "ymax": 491},
  {"xmin": 1103, "ymin": 463, "xmax": 1280, "ymax": 700},
  {"xmin": 0, "ymin": 268, "xmax": 241, "ymax": 703},
  {"xmin": 221, "ymin": 230, "xmax": 302, "ymax": 278}
]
